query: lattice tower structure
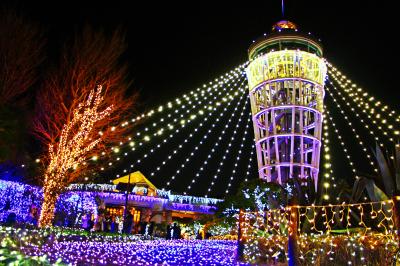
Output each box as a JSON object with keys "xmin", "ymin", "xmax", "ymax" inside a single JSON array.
[{"xmin": 246, "ymin": 20, "xmax": 327, "ymax": 190}]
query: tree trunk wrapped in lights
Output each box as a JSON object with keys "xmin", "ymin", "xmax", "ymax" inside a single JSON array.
[
  {"xmin": 32, "ymin": 27, "xmax": 137, "ymax": 227},
  {"xmin": 40, "ymin": 178, "xmax": 63, "ymax": 227},
  {"xmin": 38, "ymin": 86, "xmax": 113, "ymax": 227}
]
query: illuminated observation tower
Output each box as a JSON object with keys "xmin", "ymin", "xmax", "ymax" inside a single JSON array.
[{"xmin": 246, "ymin": 21, "xmax": 327, "ymax": 190}]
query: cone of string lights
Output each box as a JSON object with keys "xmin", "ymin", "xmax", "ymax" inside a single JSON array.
[{"xmin": 246, "ymin": 20, "xmax": 327, "ymax": 191}]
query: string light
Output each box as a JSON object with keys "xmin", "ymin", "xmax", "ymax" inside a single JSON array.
[
  {"xmin": 17, "ymin": 63, "xmax": 249, "ymax": 170},
  {"xmin": 324, "ymin": 110, "xmax": 357, "ymax": 177},
  {"xmin": 167, "ymin": 83, "xmax": 247, "ymax": 191},
  {"xmin": 113, "ymin": 73, "xmax": 247, "ymax": 178},
  {"xmin": 243, "ymin": 141, "xmax": 256, "ymax": 183},
  {"xmin": 320, "ymin": 115, "xmax": 336, "ymax": 201},
  {"xmin": 325, "ymin": 85, "xmax": 379, "ymax": 173},
  {"xmin": 111, "ymin": 74, "xmax": 248, "ymax": 177},
  {"xmin": 209, "ymin": 110, "xmax": 252, "ymax": 196},
  {"xmin": 326, "ymin": 77, "xmax": 390, "ymax": 146},
  {"xmin": 126, "ymin": 63, "xmax": 248, "ymax": 129},
  {"xmin": 141, "ymin": 76, "xmax": 248, "ymax": 179},
  {"xmin": 39, "ymin": 86, "xmax": 113, "ymax": 227},
  {"xmin": 107, "ymin": 67, "xmax": 248, "ymax": 174},
  {"xmin": 181, "ymin": 91, "xmax": 250, "ymax": 195},
  {"xmin": 327, "ymin": 62, "xmax": 399, "ymax": 141},
  {"xmin": 240, "ymin": 199, "xmax": 396, "ymax": 264},
  {"xmin": 202, "ymin": 105, "xmax": 250, "ymax": 196},
  {"xmin": 7, "ymin": 228, "xmax": 240, "ymax": 266},
  {"xmin": 328, "ymin": 76, "xmax": 393, "ymax": 143}
]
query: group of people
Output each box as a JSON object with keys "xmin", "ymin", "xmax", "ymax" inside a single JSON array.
[
  {"xmin": 81, "ymin": 213, "xmax": 123, "ymax": 233},
  {"xmin": 81, "ymin": 212, "xmax": 160, "ymax": 237},
  {"xmin": 166, "ymin": 223, "xmax": 182, "ymax": 239}
]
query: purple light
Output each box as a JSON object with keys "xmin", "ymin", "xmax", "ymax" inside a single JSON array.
[
  {"xmin": 246, "ymin": 50, "xmax": 326, "ymax": 189},
  {"xmin": 0, "ymin": 180, "xmax": 218, "ymax": 225},
  {"xmin": 20, "ymin": 238, "xmax": 247, "ymax": 265}
]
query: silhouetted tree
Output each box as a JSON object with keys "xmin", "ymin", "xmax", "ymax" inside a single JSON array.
[{"xmin": 0, "ymin": 9, "xmax": 45, "ymax": 162}]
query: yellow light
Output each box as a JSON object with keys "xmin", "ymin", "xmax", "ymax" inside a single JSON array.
[
  {"xmin": 113, "ymin": 147, "xmax": 120, "ymax": 153},
  {"xmin": 35, "ymin": 159, "xmax": 40, "ymax": 163},
  {"xmin": 323, "ymin": 194, "xmax": 330, "ymax": 200},
  {"xmin": 247, "ymin": 50, "xmax": 326, "ymax": 89},
  {"xmin": 92, "ymin": 156, "xmax": 98, "ymax": 161},
  {"xmin": 324, "ymin": 182, "xmax": 330, "ymax": 188},
  {"xmin": 129, "ymin": 141, "xmax": 135, "ymax": 147},
  {"xmin": 144, "ymin": 136, "xmax": 150, "ymax": 141}
]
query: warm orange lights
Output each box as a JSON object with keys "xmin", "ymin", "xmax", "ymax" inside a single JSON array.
[{"xmin": 39, "ymin": 86, "xmax": 113, "ymax": 227}]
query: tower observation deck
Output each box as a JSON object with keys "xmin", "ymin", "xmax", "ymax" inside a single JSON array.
[{"xmin": 246, "ymin": 20, "xmax": 327, "ymax": 190}]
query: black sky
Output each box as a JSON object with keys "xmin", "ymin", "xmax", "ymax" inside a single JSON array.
[
  {"xmin": 3, "ymin": 1, "xmax": 398, "ymax": 197},
  {"xmin": 6, "ymin": 0, "xmax": 398, "ymax": 106}
]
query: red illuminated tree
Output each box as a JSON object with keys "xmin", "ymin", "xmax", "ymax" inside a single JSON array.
[{"xmin": 32, "ymin": 26, "xmax": 137, "ymax": 227}]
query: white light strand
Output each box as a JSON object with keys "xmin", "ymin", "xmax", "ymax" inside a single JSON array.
[
  {"xmin": 164, "ymin": 82, "xmax": 249, "ymax": 191},
  {"xmin": 112, "ymin": 73, "xmax": 246, "ymax": 177},
  {"xmin": 324, "ymin": 109, "xmax": 358, "ymax": 178},
  {"xmin": 320, "ymin": 116, "xmax": 336, "ymax": 202},
  {"xmin": 132, "ymin": 66, "xmax": 247, "ymax": 141},
  {"xmin": 105, "ymin": 67, "xmax": 247, "ymax": 169},
  {"xmin": 145, "ymin": 76, "xmax": 249, "ymax": 179},
  {"xmin": 123, "ymin": 63, "xmax": 248, "ymax": 129},
  {"xmin": 326, "ymin": 62, "xmax": 399, "ymax": 139},
  {"xmin": 182, "ymin": 88, "xmax": 250, "ymax": 195},
  {"xmin": 243, "ymin": 142, "xmax": 256, "ymax": 183},
  {"xmin": 30, "ymin": 63, "xmax": 248, "ymax": 170},
  {"xmin": 209, "ymin": 110, "xmax": 252, "ymax": 196},
  {"xmin": 325, "ymin": 84, "xmax": 378, "ymax": 173},
  {"xmin": 327, "ymin": 76, "xmax": 393, "ymax": 145}
]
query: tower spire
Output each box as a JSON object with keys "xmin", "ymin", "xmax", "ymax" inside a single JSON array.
[{"xmin": 281, "ymin": 0, "xmax": 285, "ymax": 18}]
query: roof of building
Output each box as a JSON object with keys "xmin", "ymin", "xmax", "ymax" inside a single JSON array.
[
  {"xmin": 272, "ymin": 20, "xmax": 298, "ymax": 31},
  {"xmin": 112, "ymin": 171, "xmax": 157, "ymax": 191}
]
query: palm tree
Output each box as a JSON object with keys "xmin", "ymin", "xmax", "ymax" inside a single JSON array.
[{"xmin": 351, "ymin": 144, "xmax": 399, "ymax": 202}]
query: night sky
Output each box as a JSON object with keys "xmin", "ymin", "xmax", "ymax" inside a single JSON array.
[{"xmin": 2, "ymin": 1, "xmax": 398, "ymax": 198}]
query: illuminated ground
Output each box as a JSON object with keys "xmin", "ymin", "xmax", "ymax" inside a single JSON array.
[{"xmin": 21, "ymin": 239, "xmax": 245, "ymax": 265}]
